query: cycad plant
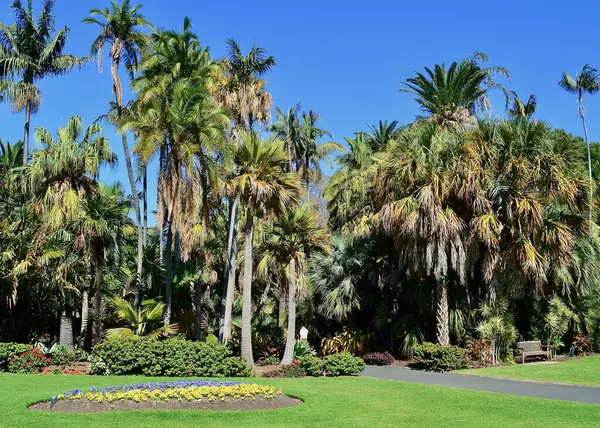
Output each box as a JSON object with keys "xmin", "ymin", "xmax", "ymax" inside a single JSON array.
[{"xmin": 107, "ymin": 297, "xmax": 178, "ymax": 339}]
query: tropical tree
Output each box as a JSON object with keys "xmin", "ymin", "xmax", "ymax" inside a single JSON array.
[
  {"xmin": 364, "ymin": 120, "xmax": 400, "ymax": 152},
  {"xmin": 218, "ymin": 39, "xmax": 276, "ymax": 344},
  {"xmin": 559, "ymin": 64, "xmax": 599, "ymax": 224},
  {"xmin": 400, "ymin": 62, "xmax": 487, "ymax": 127},
  {"xmin": 107, "ymin": 297, "xmax": 178, "ymax": 338},
  {"xmin": 260, "ymin": 206, "xmax": 329, "ymax": 364},
  {"xmin": 83, "ymin": 0, "xmax": 152, "ymax": 305},
  {"xmin": 0, "ymin": 0, "xmax": 90, "ymax": 164},
  {"xmin": 507, "ymin": 92, "xmax": 537, "ymax": 119},
  {"xmin": 77, "ymin": 182, "xmax": 132, "ymax": 344},
  {"xmin": 268, "ymin": 103, "xmax": 302, "ymax": 172},
  {"xmin": 226, "ymin": 131, "xmax": 300, "ymax": 365}
]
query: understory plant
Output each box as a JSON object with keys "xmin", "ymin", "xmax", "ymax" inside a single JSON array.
[
  {"xmin": 362, "ymin": 352, "xmax": 394, "ymax": 366},
  {"xmin": 8, "ymin": 347, "xmax": 52, "ymax": 373},
  {"xmin": 321, "ymin": 329, "xmax": 372, "ymax": 355},
  {"xmin": 476, "ymin": 300, "xmax": 517, "ymax": 365},
  {"xmin": 412, "ymin": 342, "xmax": 468, "ymax": 372},
  {"xmin": 323, "ymin": 352, "xmax": 366, "ymax": 376}
]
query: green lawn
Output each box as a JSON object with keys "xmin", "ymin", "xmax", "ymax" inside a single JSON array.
[
  {"xmin": 458, "ymin": 355, "xmax": 600, "ymax": 387},
  {"xmin": 2, "ymin": 373, "xmax": 600, "ymax": 427}
]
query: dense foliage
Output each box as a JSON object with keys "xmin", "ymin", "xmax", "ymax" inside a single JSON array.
[
  {"xmin": 89, "ymin": 337, "xmax": 251, "ymax": 377},
  {"xmin": 412, "ymin": 343, "xmax": 469, "ymax": 372},
  {"xmin": 362, "ymin": 352, "xmax": 395, "ymax": 366}
]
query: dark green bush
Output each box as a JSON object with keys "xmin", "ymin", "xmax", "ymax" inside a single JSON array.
[
  {"xmin": 323, "ymin": 352, "xmax": 365, "ymax": 376},
  {"xmin": 264, "ymin": 360, "xmax": 306, "ymax": 378},
  {"xmin": 51, "ymin": 345, "xmax": 88, "ymax": 366},
  {"xmin": 0, "ymin": 343, "xmax": 29, "ymax": 371},
  {"xmin": 412, "ymin": 342, "xmax": 468, "ymax": 372},
  {"xmin": 90, "ymin": 337, "xmax": 252, "ymax": 377},
  {"xmin": 298, "ymin": 355, "xmax": 323, "ymax": 376}
]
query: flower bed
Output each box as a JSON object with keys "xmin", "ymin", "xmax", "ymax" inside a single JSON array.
[{"xmin": 30, "ymin": 380, "xmax": 302, "ymax": 413}]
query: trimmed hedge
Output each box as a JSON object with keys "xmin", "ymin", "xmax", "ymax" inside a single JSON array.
[
  {"xmin": 89, "ymin": 337, "xmax": 252, "ymax": 377},
  {"xmin": 0, "ymin": 343, "xmax": 29, "ymax": 372},
  {"xmin": 297, "ymin": 355, "xmax": 323, "ymax": 377},
  {"xmin": 412, "ymin": 342, "xmax": 468, "ymax": 372},
  {"xmin": 323, "ymin": 352, "xmax": 366, "ymax": 376}
]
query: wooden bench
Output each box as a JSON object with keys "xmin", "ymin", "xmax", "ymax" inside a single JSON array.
[{"xmin": 516, "ymin": 341, "xmax": 552, "ymax": 364}]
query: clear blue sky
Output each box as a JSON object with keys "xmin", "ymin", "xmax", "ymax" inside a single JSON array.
[{"xmin": 1, "ymin": 0, "xmax": 599, "ymax": 225}]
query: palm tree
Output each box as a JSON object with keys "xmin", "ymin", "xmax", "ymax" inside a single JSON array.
[
  {"xmin": 559, "ymin": 64, "xmax": 600, "ymax": 225},
  {"xmin": 261, "ymin": 206, "xmax": 329, "ymax": 364},
  {"xmin": 507, "ymin": 91, "xmax": 537, "ymax": 119},
  {"xmin": 83, "ymin": 0, "xmax": 152, "ymax": 306},
  {"xmin": 0, "ymin": 0, "xmax": 90, "ymax": 164},
  {"xmin": 26, "ymin": 116, "xmax": 116, "ymax": 231},
  {"xmin": 218, "ymin": 39, "xmax": 276, "ymax": 344},
  {"xmin": 226, "ymin": 131, "xmax": 300, "ymax": 365},
  {"xmin": 107, "ymin": 297, "xmax": 178, "ymax": 338},
  {"xmin": 400, "ymin": 62, "xmax": 487, "ymax": 127},
  {"xmin": 364, "ymin": 120, "xmax": 401, "ymax": 152},
  {"xmin": 268, "ymin": 104, "xmax": 302, "ymax": 172},
  {"xmin": 78, "ymin": 182, "xmax": 133, "ymax": 344},
  {"xmin": 310, "ymin": 236, "xmax": 365, "ymax": 322}
]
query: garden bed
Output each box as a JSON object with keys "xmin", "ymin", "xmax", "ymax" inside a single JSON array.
[
  {"xmin": 30, "ymin": 395, "xmax": 302, "ymax": 413},
  {"xmin": 28, "ymin": 379, "xmax": 302, "ymax": 413}
]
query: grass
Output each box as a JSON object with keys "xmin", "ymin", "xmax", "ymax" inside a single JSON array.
[
  {"xmin": 1, "ymin": 373, "xmax": 600, "ymax": 427},
  {"xmin": 458, "ymin": 355, "xmax": 600, "ymax": 387}
]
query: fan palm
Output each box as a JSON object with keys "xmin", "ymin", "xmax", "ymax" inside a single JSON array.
[
  {"xmin": 559, "ymin": 64, "xmax": 600, "ymax": 225},
  {"xmin": 107, "ymin": 297, "xmax": 178, "ymax": 338},
  {"xmin": 77, "ymin": 182, "xmax": 133, "ymax": 344},
  {"xmin": 84, "ymin": 0, "xmax": 152, "ymax": 305},
  {"xmin": 218, "ymin": 40, "xmax": 275, "ymax": 344},
  {"xmin": 226, "ymin": 131, "xmax": 300, "ymax": 365},
  {"xmin": 26, "ymin": 116, "xmax": 115, "ymax": 231},
  {"xmin": 400, "ymin": 62, "xmax": 487, "ymax": 127},
  {"xmin": 260, "ymin": 205, "xmax": 329, "ymax": 364},
  {"xmin": 0, "ymin": 0, "xmax": 90, "ymax": 164}
]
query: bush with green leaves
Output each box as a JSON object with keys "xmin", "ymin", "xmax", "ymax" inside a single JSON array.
[
  {"xmin": 298, "ymin": 355, "xmax": 323, "ymax": 376},
  {"xmin": 294, "ymin": 340, "xmax": 316, "ymax": 358},
  {"xmin": 323, "ymin": 352, "xmax": 365, "ymax": 376},
  {"xmin": 89, "ymin": 337, "xmax": 251, "ymax": 377},
  {"xmin": 412, "ymin": 342, "xmax": 468, "ymax": 372},
  {"xmin": 0, "ymin": 343, "xmax": 29, "ymax": 372}
]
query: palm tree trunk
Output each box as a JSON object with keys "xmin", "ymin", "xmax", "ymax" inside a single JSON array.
[
  {"xmin": 164, "ymin": 215, "xmax": 174, "ymax": 326},
  {"xmin": 220, "ymin": 196, "xmax": 238, "ymax": 343},
  {"xmin": 143, "ymin": 168, "xmax": 148, "ymax": 246},
  {"xmin": 195, "ymin": 195, "xmax": 209, "ymax": 341},
  {"xmin": 240, "ymin": 207, "xmax": 255, "ymax": 366},
  {"xmin": 80, "ymin": 289, "xmax": 89, "ymax": 336},
  {"xmin": 92, "ymin": 245, "xmax": 104, "ymax": 345},
  {"xmin": 580, "ymin": 105, "xmax": 594, "ymax": 228},
  {"xmin": 278, "ymin": 295, "xmax": 286, "ymax": 328},
  {"xmin": 436, "ymin": 280, "xmax": 450, "ymax": 346},
  {"xmin": 23, "ymin": 101, "xmax": 31, "ymax": 165},
  {"xmin": 281, "ymin": 257, "xmax": 298, "ymax": 364},
  {"xmin": 59, "ymin": 309, "xmax": 74, "ymax": 350}
]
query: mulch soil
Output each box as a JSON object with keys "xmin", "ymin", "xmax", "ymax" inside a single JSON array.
[{"xmin": 30, "ymin": 395, "xmax": 302, "ymax": 413}]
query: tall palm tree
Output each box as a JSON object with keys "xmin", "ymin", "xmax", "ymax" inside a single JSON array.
[
  {"xmin": 226, "ymin": 131, "xmax": 300, "ymax": 365},
  {"xmin": 78, "ymin": 182, "xmax": 133, "ymax": 344},
  {"xmin": 0, "ymin": 0, "xmax": 90, "ymax": 164},
  {"xmin": 507, "ymin": 91, "xmax": 537, "ymax": 119},
  {"xmin": 26, "ymin": 116, "xmax": 116, "ymax": 231},
  {"xmin": 400, "ymin": 62, "xmax": 487, "ymax": 127},
  {"xmin": 218, "ymin": 40, "xmax": 275, "ymax": 344},
  {"xmin": 559, "ymin": 65, "xmax": 600, "ymax": 225},
  {"xmin": 83, "ymin": 0, "xmax": 152, "ymax": 306},
  {"xmin": 268, "ymin": 103, "xmax": 302, "ymax": 172},
  {"xmin": 261, "ymin": 206, "xmax": 329, "ymax": 364}
]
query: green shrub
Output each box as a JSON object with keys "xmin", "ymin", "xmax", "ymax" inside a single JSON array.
[
  {"xmin": 51, "ymin": 345, "xmax": 88, "ymax": 366},
  {"xmin": 412, "ymin": 342, "xmax": 468, "ymax": 372},
  {"xmin": 323, "ymin": 352, "xmax": 365, "ymax": 376},
  {"xmin": 90, "ymin": 337, "xmax": 251, "ymax": 377},
  {"xmin": 298, "ymin": 355, "xmax": 323, "ymax": 376},
  {"xmin": 0, "ymin": 343, "xmax": 29, "ymax": 372}
]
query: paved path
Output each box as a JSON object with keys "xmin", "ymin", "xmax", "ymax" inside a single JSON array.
[{"xmin": 362, "ymin": 365, "xmax": 600, "ymax": 404}]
